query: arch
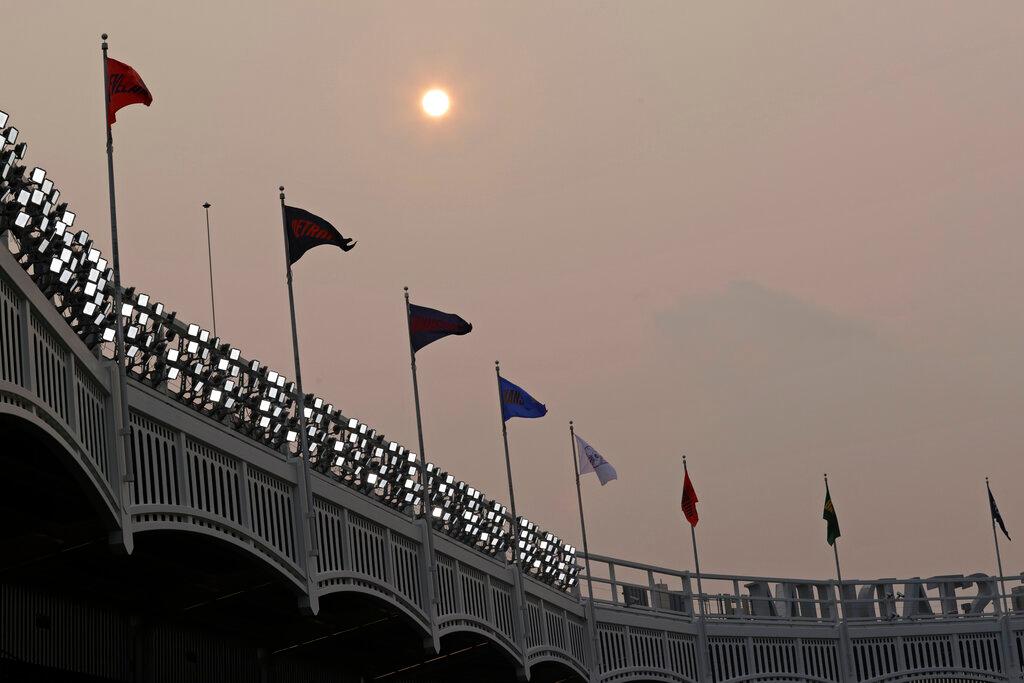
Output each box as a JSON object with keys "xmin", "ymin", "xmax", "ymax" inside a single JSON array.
[
  {"xmin": 130, "ymin": 523, "xmax": 310, "ymax": 598},
  {"xmin": 715, "ymin": 675, "xmax": 890, "ymax": 683},
  {"xmin": 597, "ymin": 669, "xmax": 690, "ymax": 683},
  {"xmin": 528, "ymin": 652, "xmax": 590, "ymax": 682},
  {"xmin": 869, "ymin": 672, "xmax": 1005, "ymax": 683},
  {"xmin": 317, "ymin": 582, "xmax": 432, "ymax": 642},
  {"xmin": 438, "ymin": 622, "xmax": 523, "ymax": 668},
  {"xmin": 0, "ymin": 407, "xmax": 120, "ymax": 530}
]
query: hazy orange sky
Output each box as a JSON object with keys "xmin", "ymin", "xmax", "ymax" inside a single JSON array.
[{"xmin": 7, "ymin": 1, "xmax": 1024, "ymax": 582}]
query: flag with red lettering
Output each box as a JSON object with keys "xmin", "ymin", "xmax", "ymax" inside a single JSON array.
[
  {"xmin": 283, "ymin": 205, "xmax": 356, "ymax": 265},
  {"xmin": 106, "ymin": 57, "xmax": 153, "ymax": 125},
  {"xmin": 408, "ymin": 304, "xmax": 472, "ymax": 353},
  {"xmin": 681, "ymin": 467, "xmax": 699, "ymax": 527}
]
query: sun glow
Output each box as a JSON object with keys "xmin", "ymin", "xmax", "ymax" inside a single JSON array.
[{"xmin": 421, "ymin": 89, "xmax": 450, "ymax": 118}]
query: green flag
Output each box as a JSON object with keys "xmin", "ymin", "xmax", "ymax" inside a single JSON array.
[{"xmin": 823, "ymin": 481, "xmax": 841, "ymax": 546}]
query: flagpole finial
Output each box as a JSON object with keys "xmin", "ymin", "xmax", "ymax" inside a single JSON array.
[
  {"xmin": 203, "ymin": 201, "xmax": 211, "ymax": 209},
  {"xmin": 102, "ymin": 33, "xmax": 108, "ymax": 40}
]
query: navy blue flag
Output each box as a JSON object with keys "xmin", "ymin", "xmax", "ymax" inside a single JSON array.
[
  {"xmin": 283, "ymin": 205, "xmax": 355, "ymax": 265},
  {"xmin": 408, "ymin": 304, "xmax": 472, "ymax": 353},
  {"xmin": 499, "ymin": 376, "xmax": 547, "ymax": 421}
]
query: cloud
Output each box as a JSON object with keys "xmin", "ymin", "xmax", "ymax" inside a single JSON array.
[{"xmin": 653, "ymin": 281, "xmax": 934, "ymax": 457}]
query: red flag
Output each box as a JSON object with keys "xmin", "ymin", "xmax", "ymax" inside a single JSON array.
[
  {"xmin": 106, "ymin": 57, "xmax": 153, "ymax": 125},
  {"xmin": 681, "ymin": 468, "xmax": 699, "ymax": 527}
]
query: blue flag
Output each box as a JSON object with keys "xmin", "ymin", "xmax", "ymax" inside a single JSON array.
[{"xmin": 499, "ymin": 376, "xmax": 547, "ymax": 421}]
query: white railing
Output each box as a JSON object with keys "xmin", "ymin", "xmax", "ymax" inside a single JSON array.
[
  {"xmin": 0, "ymin": 107, "xmax": 578, "ymax": 593},
  {"xmin": 583, "ymin": 553, "xmax": 1024, "ymax": 625}
]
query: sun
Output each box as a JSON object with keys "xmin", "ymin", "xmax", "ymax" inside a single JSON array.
[{"xmin": 421, "ymin": 88, "xmax": 450, "ymax": 118}]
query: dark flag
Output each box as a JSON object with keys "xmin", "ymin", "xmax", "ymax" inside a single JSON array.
[
  {"xmin": 823, "ymin": 481, "xmax": 841, "ymax": 546},
  {"xmin": 498, "ymin": 376, "xmax": 547, "ymax": 421},
  {"xmin": 408, "ymin": 304, "xmax": 472, "ymax": 353},
  {"xmin": 283, "ymin": 205, "xmax": 355, "ymax": 265},
  {"xmin": 106, "ymin": 57, "xmax": 153, "ymax": 125},
  {"xmin": 989, "ymin": 481, "xmax": 1011, "ymax": 541},
  {"xmin": 681, "ymin": 467, "xmax": 699, "ymax": 527}
]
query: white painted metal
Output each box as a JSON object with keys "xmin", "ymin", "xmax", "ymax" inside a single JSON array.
[{"xmin": 1, "ymin": 117, "xmax": 1022, "ymax": 682}]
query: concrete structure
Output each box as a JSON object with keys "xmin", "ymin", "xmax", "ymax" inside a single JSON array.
[{"xmin": 1, "ymin": 111, "xmax": 1022, "ymax": 682}]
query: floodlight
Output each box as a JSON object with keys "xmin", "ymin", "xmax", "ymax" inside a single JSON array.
[{"xmin": 0, "ymin": 110, "xmax": 584, "ymax": 591}]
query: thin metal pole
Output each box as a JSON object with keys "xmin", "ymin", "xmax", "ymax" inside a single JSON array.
[
  {"xmin": 988, "ymin": 477, "xmax": 1009, "ymax": 614},
  {"xmin": 832, "ymin": 540, "xmax": 845, "ymax": 618},
  {"xmin": 495, "ymin": 361, "xmax": 529, "ymax": 667},
  {"xmin": 569, "ymin": 421, "xmax": 598, "ymax": 681},
  {"xmin": 684, "ymin": 456, "xmax": 710, "ymax": 681},
  {"xmin": 279, "ymin": 187, "xmax": 317, "ymax": 557},
  {"xmin": 568, "ymin": 422, "xmax": 595, "ymax": 602},
  {"xmin": 683, "ymin": 457, "xmax": 707, "ymax": 611},
  {"xmin": 826, "ymin": 472, "xmax": 853, "ymax": 683},
  {"xmin": 689, "ymin": 523, "xmax": 705, "ymax": 602},
  {"xmin": 828, "ymin": 472, "xmax": 845, "ymax": 617},
  {"xmin": 832, "ymin": 542, "xmax": 844, "ymax": 586},
  {"xmin": 495, "ymin": 362, "xmax": 522, "ymax": 548},
  {"xmin": 100, "ymin": 34, "xmax": 134, "ymax": 484},
  {"xmin": 823, "ymin": 475, "xmax": 856, "ymax": 683},
  {"xmin": 404, "ymin": 287, "xmax": 439, "ymax": 617},
  {"xmin": 203, "ymin": 202, "xmax": 217, "ymax": 337},
  {"xmin": 832, "ymin": 538, "xmax": 853, "ymax": 683},
  {"xmin": 826, "ymin": 474, "xmax": 845, "ymax": 586}
]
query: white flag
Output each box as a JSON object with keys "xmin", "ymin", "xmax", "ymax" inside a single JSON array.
[{"xmin": 575, "ymin": 434, "xmax": 617, "ymax": 485}]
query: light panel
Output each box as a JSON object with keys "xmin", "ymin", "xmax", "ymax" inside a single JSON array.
[{"xmin": 0, "ymin": 110, "xmax": 580, "ymax": 592}]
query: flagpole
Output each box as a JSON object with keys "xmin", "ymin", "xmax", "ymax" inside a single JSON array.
[
  {"xmin": 684, "ymin": 456, "xmax": 711, "ymax": 681},
  {"xmin": 278, "ymin": 186, "xmax": 317, "ymax": 558},
  {"xmin": 826, "ymin": 474, "xmax": 844, "ymax": 585},
  {"xmin": 568, "ymin": 422, "xmax": 598, "ymax": 680},
  {"xmin": 495, "ymin": 361, "xmax": 523, "ymax": 551},
  {"xmin": 404, "ymin": 287, "xmax": 439, "ymax": 616},
  {"xmin": 568, "ymin": 422, "xmax": 595, "ymax": 601},
  {"xmin": 203, "ymin": 201, "xmax": 217, "ymax": 337},
  {"xmin": 683, "ymin": 457, "xmax": 707, "ymax": 611},
  {"xmin": 100, "ymin": 33, "xmax": 135, "ymax": 484},
  {"xmin": 825, "ymin": 473, "xmax": 853, "ymax": 683},
  {"xmin": 832, "ymin": 542, "xmax": 844, "ymax": 587},
  {"xmin": 988, "ymin": 477, "xmax": 1009, "ymax": 614},
  {"xmin": 495, "ymin": 360, "xmax": 529, "ymax": 667}
]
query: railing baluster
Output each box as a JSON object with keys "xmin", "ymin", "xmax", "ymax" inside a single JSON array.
[
  {"xmin": 64, "ymin": 354, "xmax": 78, "ymax": 438},
  {"xmin": 17, "ymin": 298, "xmax": 33, "ymax": 396}
]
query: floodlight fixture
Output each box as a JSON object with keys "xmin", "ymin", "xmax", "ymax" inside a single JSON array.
[{"xmin": 0, "ymin": 110, "xmax": 581, "ymax": 592}]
